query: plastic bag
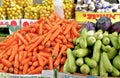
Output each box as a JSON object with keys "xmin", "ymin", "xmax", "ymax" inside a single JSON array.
[
  {"xmin": 24, "ymin": 4, "xmax": 40, "ymax": 20},
  {"xmin": 7, "ymin": 5, "xmax": 23, "ymax": 19},
  {"xmin": 63, "ymin": 0, "xmax": 75, "ymax": 19},
  {"xmin": 15, "ymin": 0, "xmax": 33, "ymax": 7},
  {"xmin": 39, "ymin": 0, "xmax": 54, "ymax": 19},
  {"xmin": 0, "ymin": 7, "xmax": 6, "ymax": 20}
]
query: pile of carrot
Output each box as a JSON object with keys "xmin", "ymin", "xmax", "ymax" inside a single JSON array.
[{"xmin": 0, "ymin": 13, "xmax": 81, "ymax": 74}]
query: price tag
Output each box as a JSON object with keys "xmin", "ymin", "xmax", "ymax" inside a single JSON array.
[{"xmin": 42, "ymin": 70, "xmax": 54, "ymax": 78}]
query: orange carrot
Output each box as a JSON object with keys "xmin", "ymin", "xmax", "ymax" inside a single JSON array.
[
  {"xmin": 52, "ymin": 43, "xmax": 60, "ymax": 58},
  {"xmin": 38, "ymin": 45, "xmax": 44, "ymax": 50},
  {"xmin": 48, "ymin": 56, "xmax": 53, "ymax": 70},
  {"xmin": 50, "ymin": 28, "xmax": 61, "ymax": 41},
  {"xmin": 14, "ymin": 68, "xmax": 18, "ymax": 74},
  {"xmin": 0, "ymin": 58, "xmax": 12, "ymax": 68},
  {"xmin": 33, "ymin": 51, "xmax": 37, "ymax": 56},
  {"xmin": 64, "ymin": 24, "xmax": 72, "ymax": 34},
  {"xmin": 27, "ymin": 52, "xmax": 32, "ymax": 57},
  {"xmin": 33, "ymin": 47, "xmax": 38, "ymax": 52},
  {"xmin": 28, "ymin": 66, "xmax": 43, "ymax": 74},
  {"xmin": 22, "ymin": 57, "xmax": 31, "ymax": 65},
  {"xmin": 30, "ymin": 36, "xmax": 39, "ymax": 43},
  {"xmin": 17, "ymin": 33, "xmax": 28, "ymax": 45},
  {"xmin": 32, "ymin": 61, "xmax": 39, "ymax": 67},
  {"xmin": 42, "ymin": 32, "xmax": 52, "ymax": 45},
  {"xmin": 19, "ymin": 51, "xmax": 24, "ymax": 63},
  {"xmin": 30, "ymin": 66, "xmax": 35, "ymax": 71},
  {"xmin": 0, "ymin": 64, "xmax": 4, "ymax": 70},
  {"xmin": 54, "ymin": 55, "xmax": 61, "ymax": 68},
  {"xmin": 58, "ymin": 45, "xmax": 67, "ymax": 57},
  {"xmin": 14, "ymin": 54, "xmax": 19, "ymax": 68},
  {"xmin": 25, "ymin": 34, "xmax": 31, "ymax": 42},
  {"xmin": 28, "ymin": 62, "xmax": 33, "ymax": 66},
  {"xmin": 60, "ymin": 56, "xmax": 67, "ymax": 64},
  {"xmin": 37, "ymin": 54, "xmax": 44, "ymax": 66},
  {"xmin": 23, "ymin": 64, "xmax": 28, "ymax": 74},
  {"xmin": 40, "ymin": 52, "xmax": 51, "ymax": 58},
  {"xmin": 9, "ymin": 44, "xmax": 18, "ymax": 62},
  {"xmin": 41, "ymin": 48, "xmax": 52, "ymax": 53},
  {"xmin": 32, "ymin": 56, "xmax": 37, "ymax": 62},
  {"xmin": 0, "ymin": 43, "xmax": 6, "ymax": 46},
  {"xmin": 23, "ymin": 51, "xmax": 28, "ymax": 60},
  {"xmin": 45, "ymin": 24, "xmax": 51, "ymax": 30},
  {"xmin": 18, "ymin": 44, "xmax": 25, "ymax": 51},
  {"xmin": 28, "ymin": 33, "xmax": 38, "ymax": 38},
  {"xmin": 55, "ymin": 38, "xmax": 62, "ymax": 43},
  {"xmin": 45, "ymin": 41, "xmax": 51, "ymax": 47},
  {"xmin": 62, "ymin": 35, "xmax": 67, "ymax": 44},
  {"xmin": 71, "ymin": 26, "xmax": 79, "ymax": 36},
  {"xmin": 39, "ymin": 24, "xmax": 43, "ymax": 35},
  {"xmin": 28, "ymin": 35, "xmax": 45, "ymax": 52},
  {"xmin": 66, "ymin": 43, "xmax": 74, "ymax": 48},
  {"xmin": 9, "ymin": 67, "xmax": 13, "ymax": 73},
  {"xmin": 19, "ymin": 65, "xmax": 23, "ymax": 70},
  {"xmin": 4, "ymin": 66, "xmax": 8, "ymax": 72}
]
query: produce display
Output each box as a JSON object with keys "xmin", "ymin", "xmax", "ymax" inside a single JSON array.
[
  {"xmin": 63, "ymin": 1, "xmax": 75, "ymax": 19},
  {"xmin": 63, "ymin": 16, "xmax": 120, "ymax": 77},
  {"xmin": 7, "ymin": 5, "xmax": 23, "ymax": 19},
  {"xmin": 15, "ymin": 0, "xmax": 33, "ymax": 7},
  {"xmin": 76, "ymin": 0, "xmax": 120, "ymax": 12},
  {"xmin": 39, "ymin": 0, "xmax": 54, "ymax": 19},
  {"xmin": 0, "ymin": 13, "xmax": 80, "ymax": 74},
  {"xmin": 0, "ymin": 7, "xmax": 6, "ymax": 20},
  {"xmin": 24, "ymin": 5, "xmax": 40, "ymax": 20},
  {"xmin": 2, "ymin": 0, "xmax": 16, "ymax": 8}
]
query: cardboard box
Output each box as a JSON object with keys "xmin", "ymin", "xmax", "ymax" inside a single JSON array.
[{"xmin": 75, "ymin": 12, "xmax": 120, "ymax": 23}]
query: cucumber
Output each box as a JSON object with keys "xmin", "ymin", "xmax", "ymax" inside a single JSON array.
[
  {"xmin": 113, "ymin": 55, "xmax": 120, "ymax": 70},
  {"xmin": 100, "ymin": 55, "xmax": 108, "ymax": 77},
  {"xmin": 92, "ymin": 40, "xmax": 101, "ymax": 62},
  {"xmin": 63, "ymin": 59, "xmax": 69, "ymax": 73},
  {"xmin": 72, "ymin": 49, "xmax": 89, "ymax": 58},
  {"xmin": 80, "ymin": 64, "xmax": 90, "ymax": 74},
  {"xmin": 79, "ymin": 28, "xmax": 87, "ymax": 48},
  {"xmin": 66, "ymin": 48, "xmax": 77, "ymax": 73},
  {"xmin": 111, "ymin": 66, "xmax": 120, "ymax": 77},
  {"xmin": 101, "ymin": 44, "xmax": 111, "ymax": 52},
  {"xmin": 107, "ymin": 47, "xmax": 117, "ymax": 59},
  {"xmin": 87, "ymin": 36, "xmax": 96, "ymax": 46},
  {"xmin": 85, "ymin": 57, "xmax": 97, "ymax": 68},
  {"xmin": 76, "ymin": 58, "xmax": 84, "ymax": 66},
  {"xmin": 90, "ymin": 66, "xmax": 99, "ymax": 76},
  {"xmin": 102, "ymin": 52, "xmax": 113, "ymax": 73},
  {"xmin": 102, "ymin": 37, "xmax": 110, "ymax": 45},
  {"xmin": 94, "ymin": 29, "xmax": 103, "ymax": 40},
  {"xmin": 103, "ymin": 31, "xmax": 109, "ymax": 37}
]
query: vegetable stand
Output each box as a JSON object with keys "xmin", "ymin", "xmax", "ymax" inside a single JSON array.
[{"xmin": 0, "ymin": 0, "xmax": 120, "ymax": 78}]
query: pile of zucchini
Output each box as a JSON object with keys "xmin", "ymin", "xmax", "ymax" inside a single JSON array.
[{"xmin": 63, "ymin": 28, "xmax": 120, "ymax": 77}]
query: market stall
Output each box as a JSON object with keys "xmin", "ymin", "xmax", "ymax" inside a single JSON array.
[{"xmin": 0, "ymin": 0, "xmax": 120, "ymax": 78}]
